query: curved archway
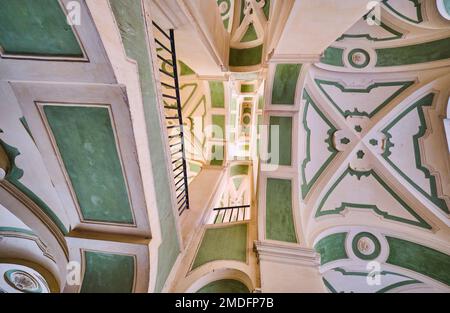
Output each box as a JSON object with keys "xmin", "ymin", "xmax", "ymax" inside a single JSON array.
[{"xmin": 184, "ymin": 268, "xmax": 254, "ymax": 293}]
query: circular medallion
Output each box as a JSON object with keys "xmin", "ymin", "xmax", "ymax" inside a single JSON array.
[
  {"xmin": 4, "ymin": 270, "xmax": 42, "ymax": 293},
  {"xmin": 351, "ymin": 232, "xmax": 381, "ymax": 260},
  {"xmin": 348, "ymin": 49, "xmax": 370, "ymax": 68}
]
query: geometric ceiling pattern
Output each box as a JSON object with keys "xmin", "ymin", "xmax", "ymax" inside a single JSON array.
[
  {"xmin": 299, "ymin": 0, "xmax": 450, "ymax": 292},
  {"xmin": 1, "ymin": 0, "xmax": 449, "ymax": 294}
]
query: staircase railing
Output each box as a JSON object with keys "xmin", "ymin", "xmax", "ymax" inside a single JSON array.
[
  {"xmin": 212, "ymin": 205, "xmax": 251, "ymax": 224},
  {"xmin": 152, "ymin": 21, "xmax": 190, "ymax": 216}
]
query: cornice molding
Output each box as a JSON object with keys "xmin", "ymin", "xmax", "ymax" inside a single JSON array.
[
  {"xmin": 269, "ymin": 53, "xmax": 321, "ymax": 64},
  {"xmin": 254, "ymin": 240, "xmax": 321, "ymax": 267}
]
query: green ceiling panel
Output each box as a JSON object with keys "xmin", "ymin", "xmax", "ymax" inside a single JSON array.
[
  {"xmin": 179, "ymin": 61, "xmax": 195, "ymax": 76},
  {"xmin": 265, "ymin": 178, "xmax": 297, "ymax": 243},
  {"xmin": 0, "ymin": 0, "xmax": 83, "ymax": 57},
  {"xmin": 320, "ymin": 47, "xmax": 345, "ymax": 67},
  {"xmin": 386, "ymin": 237, "xmax": 450, "ymax": 286},
  {"xmin": 209, "ymin": 81, "xmax": 225, "ymax": 108},
  {"xmin": 44, "ymin": 105, "xmax": 133, "ymax": 224},
  {"xmin": 230, "ymin": 164, "xmax": 249, "ymax": 176},
  {"xmin": 210, "ymin": 145, "xmax": 224, "ymax": 166},
  {"xmin": 80, "ymin": 251, "xmax": 135, "ymax": 293},
  {"xmin": 268, "ymin": 116, "xmax": 292, "ymax": 166},
  {"xmin": 229, "ymin": 45, "xmax": 263, "ymax": 67},
  {"xmin": 376, "ymin": 37, "xmax": 450, "ymax": 66},
  {"xmin": 212, "ymin": 115, "xmax": 225, "ymax": 139},
  {"xmin": 241, "ymin": 23, "xmax": 258, "ymax": 42},
  {"xmin": 197, "ymin": 279, "xmax": 249, "ymax": 293},
  {"xmin": 271, "ymin": 64, "xmax": 301, "ymax": 105},
  {"xmin": 258, "ymin": 96, "xmax": 264, "ymax": 109},
  {"xmin": 192, "ymin": 223, "xmax": 248, "ymax": 269},
  {"xmin": 314, "ymin": 232, "xmax": 348, "ymax": 265},
  {"xmin": 241, "ymin": 84, "xmax": 255, "ymax": 93}
]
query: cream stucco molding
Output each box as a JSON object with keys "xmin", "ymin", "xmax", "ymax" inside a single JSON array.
[
  {"xmin": 254, "ymin": 240, "xmax": 321, "ymax": 267},
  {"xmin": 0, "ymin": 142, "xmax": 9, "ymax": 180}
]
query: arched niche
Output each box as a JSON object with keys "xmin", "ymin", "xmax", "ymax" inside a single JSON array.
[
  {"xmin": 196, "ymin": 279, "xmax": 250, "ymax": 293},
  {"xmin": 0, "ymin": 204, "xmax": 61, "ymax": 292},
  {"xmin": 185, "ymin": 268, "xmax": 254, "ymax": 293}
]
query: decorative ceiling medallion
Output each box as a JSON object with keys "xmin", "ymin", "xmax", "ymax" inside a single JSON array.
[
  {"xmin": 348, "ymin": 49, "xmax": 371, "ymax": 68},
  {"xmin": 352, "ymin": 232, "xmax": 381, "ymax": 260},
  {"xmin": 4, "ymin": 270, "xmax": 43, "ymax": 293}
]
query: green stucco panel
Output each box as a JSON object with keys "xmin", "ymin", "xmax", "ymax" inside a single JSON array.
[
  {"xmin": 241, "ymin": 84, "xmax": 255, "ymax": 93},
  {"xmin": 44, "ymin": 105, "xmax": 133, "ymax": 224},
  {"xmin": 197, "ymin": 279, "xmax": 249, "ymax": 293},
  {"xmin": 209, "ymin": 81, "xmax": 225, "ymax": 108},
  {"xmin": 0, "ymin": 0, "xmax": 83, "ymax": 57},
  {"xmin": 212, "ymin": 115, "xmax": 225, "ymax": 139},
  {"xmin": 320, "ymin": 47, "xmax": 345, "ymax": 67},
  {"xmin": 241, "ymin": 23, "xmax": 258, "ymax": 42},
  {"xmin": 314, "ymin": 232, "xmax": 348, "ymax": 265},
  {"xmin": 210, "ymin": 145, "xmax": 224, "ymax": 166},
  {"xmin": 386, "ymin": 236, "xmax": 450, "ymax": 286},
  {"xmin": 229, "ymin": 45, "xmax": 263, "ymax": 67},
  {"xmin": 230, "ymin": 164, "xmax": 249, "ymax": 176},
  {"xmin": 192, "ymin": 223, "xmax": 248, "ymax": 269},
  {"xmin": 268, "ymin": 116, "xmax": 292, "ymax": 166},
  {"xmin": 179, "ymin": 61, "xmax": 195, "ymax": 76},
  {"xmin": 265, "ymin": 178, "xmax": 297, "ymax": 243},
  {"xmin": 110, "ymin": 0, "xmax": 180, "ymax": 292},
  {"xmin": 271, "ymin": 64, "xmax": 301, "ymax": 105},
  {"xmin": 376, "ymin": 37, "xmax": 450, "ymax": 66},
  {"xmin": 80, "ymin": 251, "xmax": 135, "ymax": 293}
]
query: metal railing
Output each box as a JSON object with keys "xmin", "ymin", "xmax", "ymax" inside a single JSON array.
[
  {"xmin": 152, "ymin": 21, "xmax": 190, "ymax": 216},
  {"xmin": 213, "ymin": 205, "xmax": 251, "ymax": 224}
]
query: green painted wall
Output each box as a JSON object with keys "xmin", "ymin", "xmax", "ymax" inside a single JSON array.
[
  {"xmin": 271, "ymin": 64, "xmax": 301, "ymax": 105},
  {"xmin": 179, "ymin": 61, "xmax": 195, "ymax": 76},
  {"xmin": 258, "ymin": 96, "xmax": 264, "ymax": 109},
  {"xmin": 0, "ymin": 0, "xmax": 83, "ymax": 57},
  {"xmin": 209, "ymin": 81, "xmax": 225, "ymax": 108},
  {"xmin": 376, "ymin": 37, "xmax": 450, "ymax": 66},
  {"xmin": 230, "ymin": 164, "xmax": 249, "ymax": 176},
  {"xmin": 197, "ymin": 279, "xmax": 249, "ymax": 293},
  {"xmin": 314, "ymin": 233, "xmax": 348, "ymax": 265},
  {"xmin": 44, "ymin": 105, "xmax": 133, "ymax": 224},
  {"xmin": 268, "ymin": 116, "xmax": 292, "ymax": 166},
  {"xmin": 212, "ymin": 115, "xmax": 225, "ymax": 139},
  {"xmin": 241, "ymin": 84, "xmax": 255, "ymax": 93},
  {"xmin": 229, "ymin": 45, "xmax": 263, "ymax": 67},
  {"xmin": 192, "ymin": 223, "xmax": 248, "ymax": 269},
  {"xmin": 320, "ymin": 47, "xmax": 345, "ymax": 67},
  {"xmin": 110, "ymin": 0, "xmax": 179, "ymax": 292},
  {"xmin": 80, "ymin": 251, "xmax": 135, "ymax": 293},
  {"xmin": 386, "ymin": 237, "xmax": 450, "ymax": 286},
  {"xmin": 210, "ymin": 145, "xmax": 224, "ymax": 166},
  {"xmin": 241, "ymin": 23, "xmax": 258, "ymax": 42},
  {"xmin": 265, "ymin": 178, "xmax": 297, "ymax": 243}
]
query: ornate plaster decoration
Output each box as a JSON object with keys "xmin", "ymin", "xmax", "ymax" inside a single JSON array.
[{"xmin": 4, "ymin": 269, "xmax": 43, "ymax": 293}]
